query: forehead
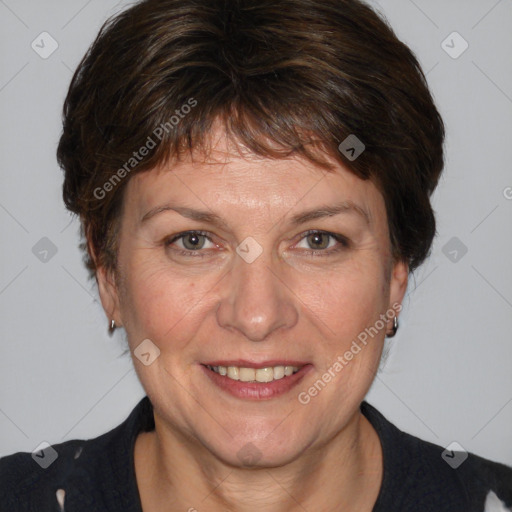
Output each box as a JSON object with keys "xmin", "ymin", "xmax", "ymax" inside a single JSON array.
[{"xmin": 123, "ymin": 126, "xmax": 386, "ymax": 229}]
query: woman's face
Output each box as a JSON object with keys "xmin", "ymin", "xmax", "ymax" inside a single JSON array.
[{"xmin": 98, "ymin": 128, "xmax": 408, "ymax": 468}]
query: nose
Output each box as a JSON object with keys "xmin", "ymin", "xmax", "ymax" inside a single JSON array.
[{"xmin": 215, "ymin": 249, "xmax": 299, "ymax": 342}]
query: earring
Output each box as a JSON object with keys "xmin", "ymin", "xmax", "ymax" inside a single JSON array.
[
  {"xmin": 108, "ymin": 319, "xmax": 116, "ymax": 334},
  {"xmin": 386, "ymin": 316, "xmax": 399, "ymax": 338}
]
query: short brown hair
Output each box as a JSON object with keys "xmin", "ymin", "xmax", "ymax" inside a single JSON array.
[{"xmin": 57, "ymin": 0, "xmax": 445, "ymax": 278}]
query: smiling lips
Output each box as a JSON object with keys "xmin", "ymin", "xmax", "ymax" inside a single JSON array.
[
  {"xmin": 201, "ymin": 360, "xmax": 311, "ymax": 399},
  {"xmin": 205, "ymin": 364, "xmax": 301, "ymax": 383}
]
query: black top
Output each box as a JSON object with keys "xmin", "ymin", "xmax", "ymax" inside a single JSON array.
[{"xmin": 1, "ymin": 396, "xmax": 511, "ymax": 511}]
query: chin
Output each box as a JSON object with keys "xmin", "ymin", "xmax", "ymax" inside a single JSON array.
[
  {"xmin": 200, "ymin": 424, "xmax": 311, "ymax": 469},
  {"xmin": 213, "ymin": 440, "xmax": 307, "ymax": 469}
]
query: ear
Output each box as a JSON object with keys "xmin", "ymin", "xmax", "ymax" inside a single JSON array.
[
  {"xmin": 85, "ymin": 230, "xmax": 123, "ymax": 328},
  {"xmin": 96, "ymin": 264, "xmax": 123, "ymax": 328},
  {"xmin": 388, "ymin": 259, "xmax": 408, "ymax": 315}
]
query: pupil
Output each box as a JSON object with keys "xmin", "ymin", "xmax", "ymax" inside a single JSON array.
[
  {"xmin": 309, "ymin": 233, "xmax": 327, "ymax": 249},
  {"xmin": 185, "ymin": 234, "xmax": 203, "ymax": 250}
]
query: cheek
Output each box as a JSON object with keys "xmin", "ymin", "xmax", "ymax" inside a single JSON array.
[
  {"xmin": 117, "ymin": 233, "xmax": 391, "ymax": 358},
  {"xmin": 296, "ymin": 258, "xmax": 389, "ymax": 346},
  {"xmin": 118, "ymin": 254, "xmax": 216, "ymax": 345}
]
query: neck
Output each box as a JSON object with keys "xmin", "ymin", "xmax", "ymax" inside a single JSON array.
[{"xmin": 134, "ymin": 409, "xmax": 382, "ymax": 512}]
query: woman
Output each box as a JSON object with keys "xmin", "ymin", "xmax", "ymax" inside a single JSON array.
[{"xmin": 1, "ymin": 0, "xmax": 511, "ymax": 510}]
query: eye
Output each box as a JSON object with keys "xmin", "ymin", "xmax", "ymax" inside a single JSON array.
[
  {"xmin": 164, "ymin": 229, "xmax": 348, "ymax": 258},
  {"xmin": 165, "ymin": 231, "xmax": 216, "ymax": 253},
  {"xmin": 295, "ymin": 230, "xmax": 349, "ymax": 254}
]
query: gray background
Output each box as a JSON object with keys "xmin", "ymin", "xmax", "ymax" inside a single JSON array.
[{"xmin": 1, "ymin": 0, "xmax": 511, "ymax": 465}]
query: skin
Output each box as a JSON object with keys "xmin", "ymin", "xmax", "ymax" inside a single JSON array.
[{"xmin": 95, "ymin": 126, "xmax": 408, "ymax": 511}]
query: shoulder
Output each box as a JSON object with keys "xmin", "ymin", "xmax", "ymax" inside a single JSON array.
[
  {"xmin": 0, "ymin": 396, "xmax": 152, "ymax": 511},
  {"xmin": 403, "ymin": 430, "xmax": 512, "ymax": 510},
  {"xmin": 0, "ymin": 426, "xmax": 120, "ymax": 511},
  {"xmin": 362, "ymin": 402, "xmax": 512, "ymax": 511},
  {"xmin": 457, "ymin": 450, "xmax": 512, "ymax": 509}
]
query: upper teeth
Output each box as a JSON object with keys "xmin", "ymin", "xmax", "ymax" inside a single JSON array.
[{"xmin": 207, "ymin": 365, "xmax": 300, "ymax": 382}]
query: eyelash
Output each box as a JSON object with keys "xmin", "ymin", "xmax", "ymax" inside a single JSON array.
[{"xmin": 164, "ymin": 229, "xmax": 350, "ymax": 258}]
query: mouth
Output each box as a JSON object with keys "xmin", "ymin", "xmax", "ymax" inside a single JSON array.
[
  {"xmin": 204, "ymin": 364, "xmax": 302, "ymax": 382},
  {"xmin": 200, "ymin": 361, "xmax": 312, "ymax": 400}
]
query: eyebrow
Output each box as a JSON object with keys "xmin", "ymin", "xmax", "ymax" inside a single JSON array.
[
  {"xmin": 140, "ymin": 200, "xmax": 370, "ymax": 227},
  {"xmin": 289, "ymin": 201, "xmax": 370, "ymax": 226}
]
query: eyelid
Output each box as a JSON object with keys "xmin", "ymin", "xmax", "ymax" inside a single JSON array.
[
  {"xmin": 165, "ymin": 230, "xmax": 217, "ymax": 250},
  {"xmin": 293, "ymin": 229, "xmax": 350, "ymax": 252},
  {"xmin": 165, "ymin": 229, "xmax": 349, "ymax": 257}
]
